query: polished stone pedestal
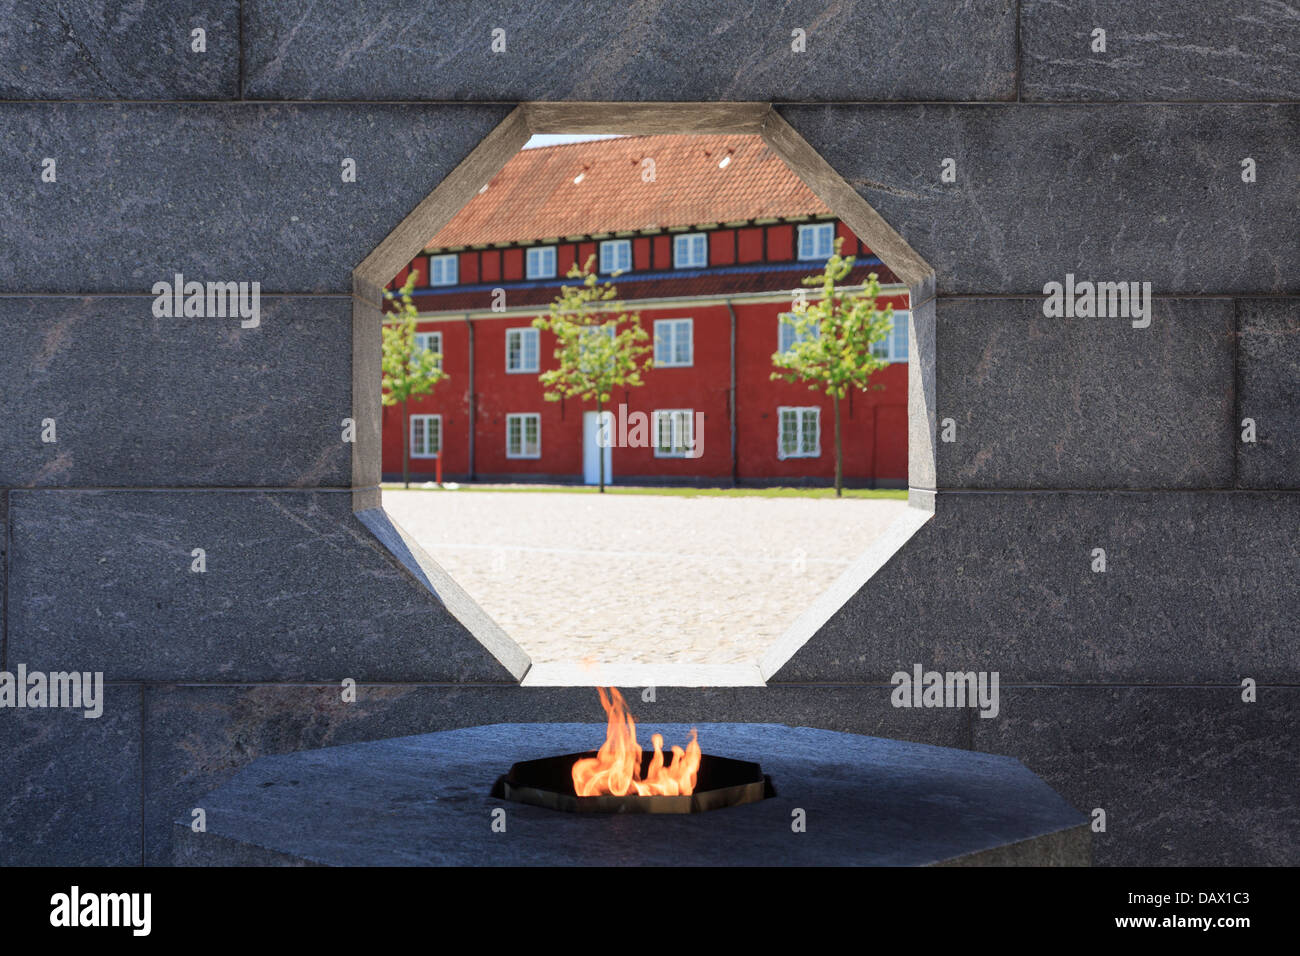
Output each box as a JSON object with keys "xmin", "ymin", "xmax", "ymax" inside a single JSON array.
[{"xmin": 175, "ymin": 723, "xmax": 1090, "ymax": 866}]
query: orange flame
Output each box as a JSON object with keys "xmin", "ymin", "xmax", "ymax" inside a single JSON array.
[{"xmin": 571, "ymin": 687, "xmax": 702, "ymax": 797}]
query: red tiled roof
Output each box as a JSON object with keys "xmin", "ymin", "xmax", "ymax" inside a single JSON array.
[
  {"xmin": 427, "ymin": 134, "xmax": 832, "ymax": 250},
  {"xmin": 399, "ymin": 263, "xmax": 897, "ymax": 315}
]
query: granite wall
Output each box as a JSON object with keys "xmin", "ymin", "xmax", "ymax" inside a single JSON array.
[{"xmin": 0, "ymin": 1, "xmax": 1295, "ymax": 866}]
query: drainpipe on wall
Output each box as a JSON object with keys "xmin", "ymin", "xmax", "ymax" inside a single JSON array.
[
  {"xmin": 725, "ymin": 297, "xmax": 738, "ymax": 487},
  {"xmin": 465, "ymin": 314, "xmax": 475, "ymax": 481}
]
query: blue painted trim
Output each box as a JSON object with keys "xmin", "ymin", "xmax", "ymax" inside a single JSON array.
[{"xmin": 402, "ymin": 258, "xmax": 885, "ymax": 300}]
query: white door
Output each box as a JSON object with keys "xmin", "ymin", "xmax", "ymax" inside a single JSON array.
[{"xmin": 583, "ymin": 410, "xmax": 614, "ymax": 485}]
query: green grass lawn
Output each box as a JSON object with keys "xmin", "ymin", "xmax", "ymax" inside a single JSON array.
[{"xmin": 381, "ymin": 482, "xmax": 908, "ymax": 500}]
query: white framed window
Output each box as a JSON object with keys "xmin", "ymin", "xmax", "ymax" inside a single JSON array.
[
  {"xmin": 653, "ymin": 409, "xmax": 695, "ymax": 458},
  {"xmin": 506, "ymin": 413, "xmax": 541, "ymax": 459},
  {"xmin": 797, "ymin": 222, "xmax": 836, "ymax": 261},
  {"xmin": 777, "ymin": 312, "xmax": 820, "ymax": 354},
  {"xmin": 429, "ymin": 254, "xmax": 458, "ymax": 286},
  {"xmin": 409, "ymin": 414, "xmax": 442, "ymax": 458},
  {"xmin": 414, "ymin": 330, "xmax": 443, "ymax": 370},
  {"xmin": 653, "ymin": 318, "xmax": 693, "ymax": 367},
  {"xmin": 672, "ymin": 232, "xmax": 708, "ymax": 269},
  {"xmin": 871, "ymin": 311, "xmax": 911, "ymax": 363},
  {"xmin": 505, "ymin": 327, "xmax": 539, "ymax": 373},
  {"xmin": 778, "ymin": 406, "xmax": 821, "ymax": 459},
  {"xmin": 599, "ymin": 239, "xmax": 632, "ymax": 274},
  {"xmin": 525, "ymin": 246, "xmax": 556, "ymax": 279}
]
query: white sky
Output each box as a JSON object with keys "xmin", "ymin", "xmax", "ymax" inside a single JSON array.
[{"xmin": 521, "ymin": 133, "xmax": 625, "ymax": 150}]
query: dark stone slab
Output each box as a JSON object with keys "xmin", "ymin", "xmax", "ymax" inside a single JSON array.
[
  {"xmin": 6, "ymin": 490, "xmax": 522, "ymax": 682},
  {"xmin": 0, "ymin": 104, "xmax": 511, "ymax": 293},
  {"xmin": 0, "ymin": 683, "xmax": 140, "ymax": 865},
  {"xmin": 6, "ymin": 103, "xmax": 1292, "ymax": 298},
  {"xmin": 141, "ymin": 683, "xmax": 966, "ymax": 864},
  {"xmin": 1237, "ymin": 298, "xmax": 1300, "ymax": 489},
  {"xmin": 174, "ymin": 723, "xmax": 1087, "ymax": 866},
  {"xmin": 0, "ymin": 489, "xmax": 6, "ymax": 660},
  {"xmin": 936, "ymin": 297, "xmax": 1235, "ymax": 489},
  {"xmin": 770, "ymin": 490, "xmax": 1300, "ymax": 684},
  {"xmin": 0, "ymin": 1, "xmax": 238, "ymax": 100},
  {"xmin": 242, "ymin": 0, "xmax": 1016, "ymax": 102},
  {"xmin": 972, "ymin": 686, "xmax": 1300, "ymax": 866},
  {"xmin": 0, "ymin": 296, "xmax": 351, "ymax": 487},
  {"xmin": 780, "ymin": 104, "xmax": 1300, "ymax": 296},
  {"xmin": 937, "ymin": 827, "xmax": 1090, "ymax": 866},
  {"xmin": 1021, "ymin": 1, "xmax": 1300, "ymax": 102}
]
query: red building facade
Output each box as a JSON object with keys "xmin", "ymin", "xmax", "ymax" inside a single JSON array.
[{"xmin": 383, "ymin": 134, "xmax": 909, "ymax": 487}]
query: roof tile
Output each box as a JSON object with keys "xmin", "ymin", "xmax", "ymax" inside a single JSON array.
[{"xmin": 428, "ymin": 134, "xmax": 831, "ymax": 249}]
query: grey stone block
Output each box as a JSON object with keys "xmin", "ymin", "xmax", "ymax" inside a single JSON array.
[
  {"xmin": 7, "ymin": 490, "xmax": 522, "ymax": 682},
  {"xmin": 0, "ymin": 104, "xmax": 511, "ymax": 293},
  {"xmin": 909, "ymin": 294, "xmax": 938, "ymax": 491},
  {"xmin": 242, "ymin": 0, "xmax": 1016, "ymax": 102},
  {"xmin": 1237, "ymin": 298, "xmax": 1300, "ymax": 489},
  {"xmin": 173, "ymin": 723, "xmax": 1086, "ymax": 866},
  {"xmin": 1, "ymin": 489, "xmax": 6, "ymax": 662},
  {"xmin": 780, "ymin": 104, "xmax": 1300, "ymax": 296},
  {"xmin": 0, "ymin": 683, "xmax": 140, "ymax": 865},
  {"xmin": 140, "ymin": 683, "xmax": 966, "ymax": 864},
  {"xmin": 936, "ymin": 297, "xmax": 1235, "ymax": 489},
  {"xmin": 0, "ymin": 1, "xmax": 238, "ymax": 100},
  {"xmin": 770, "ymin": 490, "xmax": 1300, "ymax": 684},
  {"xmin": 1021, "ymin": 1, "xmax": 1300, "ymax": 102},
  {"xmin": 972, "ymin": 686, "xmax": 1300, "ymax": 866},
  {"xmin": 937, "ymin": 827, "xmax": 1091, "ymax": 866},
  {"xmin": 0, "ymin": 296, "xmax": 352, "ymax": 488},
  {"xmin": 356, "ymin": 506, "xmax": 530, "ymax": 680}
]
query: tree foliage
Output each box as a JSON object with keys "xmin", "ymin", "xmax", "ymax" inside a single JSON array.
[
  {"xmin": 532, "ymin": 256, "xmax": 652, "ymax": 405},
  {"xmin": 532, "ymin": 256, "xmax": 651, "ymax": 492},
  {"xmin": 381, "ymin": 271, "xmax": 448, "ymax": 488},
  {"xmin": 771, "ymin": 237, "xmax": 894, "ymax": 399},
  {"xmin": 771, "ymin": 236, "xmax": 896, "ymax": 496},
  {"xmin": 381, "ymin": 271, "xmax": 447, "ymax": 407}
]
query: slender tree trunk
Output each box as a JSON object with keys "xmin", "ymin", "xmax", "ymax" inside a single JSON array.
[
  {"xmin": 834, "ymin": 395, "xmax": 843, "ymax": 498},
  {"xmin": 596, "ymin": 396, "xmax": 606, "ymax": 493},
  {"xmin": 402, "ymin": 398, "xmax": 410, "ymax": 489}
]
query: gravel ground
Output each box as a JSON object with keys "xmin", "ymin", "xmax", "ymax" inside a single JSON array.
[{"xmin": 383, "ymin": 489, "xmax": 909, "ymax": 670}]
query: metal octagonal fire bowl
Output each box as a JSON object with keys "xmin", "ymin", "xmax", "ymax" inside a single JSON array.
[{"xmin": 491, "ymin": 750, "xmax": 776, "ymax": 814}]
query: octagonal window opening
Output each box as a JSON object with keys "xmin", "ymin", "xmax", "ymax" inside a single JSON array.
[{"xmin": 353, "ymin": 104, "xmax": 937, "ymax": 688}]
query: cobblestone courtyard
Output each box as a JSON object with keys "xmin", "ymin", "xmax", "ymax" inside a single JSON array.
[{"xmin": 383, "ymin": 488, "xmax": 909, "ymax": 671}]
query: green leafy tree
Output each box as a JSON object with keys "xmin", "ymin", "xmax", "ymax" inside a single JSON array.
[
  {"xmin": 382, "ymin": 272, "xmax": 448, "ymax": 488},
  {"xmin": 532, "ymin": 256, "xmax": 652, "ymax": 492},
  {"xmin": 771, "ymin": 237, "xmax": 895, "ymax": 497}
]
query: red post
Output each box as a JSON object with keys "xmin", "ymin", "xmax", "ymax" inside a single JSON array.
[{"xmin": 435, "ymin": 452, "xmax": 442, "ymax": 487}]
